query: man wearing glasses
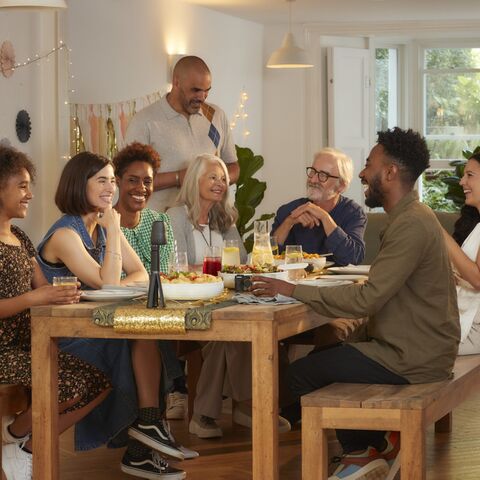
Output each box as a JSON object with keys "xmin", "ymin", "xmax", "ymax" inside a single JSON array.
[{"xmin": 271, "ymin": 148, "xmax": 366, "ymax": 266}]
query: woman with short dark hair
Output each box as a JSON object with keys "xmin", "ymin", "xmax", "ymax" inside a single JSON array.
[{"xmin": 37, "ymin": 152, "xmax": 186, "ymax": 479}]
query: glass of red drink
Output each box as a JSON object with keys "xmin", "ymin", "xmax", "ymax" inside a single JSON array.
[{"xmin": 203, "ymin": 246, "xmax": 222, "ymax": 276}]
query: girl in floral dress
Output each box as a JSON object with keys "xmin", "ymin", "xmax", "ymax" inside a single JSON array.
[{"xmin": 0, "ymin": 145, "xmax": 111, "ymax": 480}]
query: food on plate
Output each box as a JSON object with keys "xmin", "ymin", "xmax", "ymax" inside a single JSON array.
[
  {"xmin": 274, "ymin": 252, "xmax": 323, "ymax": 260},
  {"xmin": 160, "ymin": 272, "xmax": 221, "ymax": 284},
  {"xmin": 221, "ymin": 264, "xmax": 280, "ymax": 274}
]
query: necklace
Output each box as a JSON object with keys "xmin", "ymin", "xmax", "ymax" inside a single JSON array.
[{"xmin": 198, "ymin": 223, "xmax": 212, "ymax": 247}]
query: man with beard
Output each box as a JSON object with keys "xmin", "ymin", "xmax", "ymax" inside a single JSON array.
[
  {"xmin": 252, "ymin": 128, "xmax": 460, "ymax": 480},
  {"xmin": 126, "ymin": 55, "xmax": 239, "ymax": 212},
  {"xmin": 271, "ymin": 148, "xmax": 366, "ymax": 266}
]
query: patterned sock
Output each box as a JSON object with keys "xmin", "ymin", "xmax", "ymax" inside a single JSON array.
[
  {"xmin": 127, "ymin": 438, "xmax": 149, "ymax": 458},
  {"xmin": 138, "ymin": 407, "xmax": 162, "ymax": 423}
]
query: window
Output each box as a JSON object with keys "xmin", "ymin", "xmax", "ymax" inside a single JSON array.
[
  {"xmin": 375, "ymin": 47, "xmax": 399, "ymax": 132},
  {"xmin": 423, "ymin": 47, "xmax": 480, "ymax": 166},
  {"xmin": 421, "ymin": 47, "xmax": 480, "ymax": 210}
]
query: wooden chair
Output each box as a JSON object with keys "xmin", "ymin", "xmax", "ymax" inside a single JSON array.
[{"xmin": 1, "ymin": 384, "xmax": 29, "ymax": 480}]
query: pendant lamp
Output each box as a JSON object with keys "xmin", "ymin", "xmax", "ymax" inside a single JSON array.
[
  {"xmin": 0, "ymin": 0, "xmax": 67, "ymax": 8},
  {"xmin": 266, "ymin": 0, "xmax": 313, "ymax": 69}
]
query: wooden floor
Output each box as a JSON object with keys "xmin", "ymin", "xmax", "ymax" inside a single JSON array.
[{"xmin": 59, "ymin": 392, "xmax": 480, "ymax": 479}]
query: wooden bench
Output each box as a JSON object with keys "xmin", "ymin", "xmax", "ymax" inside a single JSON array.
[
  {"xmin": 301, "ymin": 355, "xmax": 480, "ymax": 479},
  {"xmin": 1, "ymin": 384, "xmax": 29, "ymax": 480}
]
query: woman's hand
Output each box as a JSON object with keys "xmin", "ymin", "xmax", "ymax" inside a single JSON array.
[
  {"xmin": 250, "ymin": 276, "xmax": 296, "ymax": 298},
  {"xmin": 96, "ymin": 207, "xmax": 121, "ymax": 232},
  {"xmin": 28, "ymin": 285, "xmax": 81, "ymax": 306}
]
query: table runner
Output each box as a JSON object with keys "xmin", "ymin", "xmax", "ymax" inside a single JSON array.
[{"xmin": 92, "ymin": 291, "xmax": 236, "ymax": 333}]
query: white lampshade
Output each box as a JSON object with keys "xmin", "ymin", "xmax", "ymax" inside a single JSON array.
[
  {"xmin": 0, "ymin": 0, "xmax": 67, "ymax": 8},
  {"xmin": 266, "ymin": 32, "xmax": 313, "ymax": 69}
]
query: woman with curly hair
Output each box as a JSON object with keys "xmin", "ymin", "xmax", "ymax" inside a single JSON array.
[
  {"xmin": 443, "ymin": 152, "xmax": 480, "ymax": 355},
  {"xmin": 0, "ymin": 146, "xmax": 111, "ymax": 480}
]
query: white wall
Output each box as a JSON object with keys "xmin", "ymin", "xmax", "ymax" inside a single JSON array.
[
  {"xmin": 0, "ymin": 10, "xmax": 65, "ymax": 244},
  {"xmin": 66, "ymin": 0, "xmax": 263, "ymax": 153},
  {"xmin": 0, "ymin": 0, "xmax": 263, "ymax": 243},
  {"xmin": 261, "ymin": 24, "xmax": 310, "ymax": 219}
]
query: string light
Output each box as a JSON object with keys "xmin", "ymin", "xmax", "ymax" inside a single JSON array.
[
  {"xmin": 9, "ymin": 41, "xmax": 76, "ymax": 97},
  {"xmin": 11, "ymin": 41, "xmax": 67, "ymax": 71},
  {"xmin": 230, "ymin": 88, "xmax": 251, "ymax": 142}
]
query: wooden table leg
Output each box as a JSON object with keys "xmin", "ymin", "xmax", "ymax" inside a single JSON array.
[
  {"xmin": 31, "ymin": 318, "xmax": 59, "ymax": 479},
  {"xmin": 401, "ymin": 410, "xmax": 426, "ymax": 480},
  {"xmin": 251, "ymin": 321, "xmax": 279, "ymax": 480},
  {"xmin": 302, "ymin": 406, "xmax": 328, "ymax": 479}
]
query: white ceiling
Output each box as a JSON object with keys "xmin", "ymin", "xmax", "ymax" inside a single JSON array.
[{"xmin": 185, "ymin": 0, "xmax": 480, "ymax": 25}]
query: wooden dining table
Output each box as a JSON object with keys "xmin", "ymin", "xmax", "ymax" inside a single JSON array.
[{"xmin": 30, "ymin": 300, "xmax": 329, "ymax": 480}]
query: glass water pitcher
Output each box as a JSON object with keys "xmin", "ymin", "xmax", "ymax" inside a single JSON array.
[{"xmin": 251, "ymin": 220, "xmax": 274, "ymax": 267}]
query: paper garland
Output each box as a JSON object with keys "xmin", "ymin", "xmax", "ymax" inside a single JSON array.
[
  {"xmin": 0, "ymin": 40, "xmax": 15, "ymax": 78},
  {"xmin": 16, "ymin": 110, "xmax": 32, "ymax": 143}
]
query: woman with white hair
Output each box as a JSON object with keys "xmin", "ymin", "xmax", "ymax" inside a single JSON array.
[
  {"xmin": 168, "ymin": 154, "xmax": 291, "ymax": 438},
  {"xmin": 167, "ymin": 153, "xmax": 245, "ymax": 267}
]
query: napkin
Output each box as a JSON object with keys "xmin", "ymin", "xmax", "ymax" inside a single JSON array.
[{"xmin": 234, "ymin": 293, "xmax": 300, "ymax": 305}]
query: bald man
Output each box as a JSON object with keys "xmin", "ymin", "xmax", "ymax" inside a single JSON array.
[{"xmin": 126, "ymin": 56, "xmax": 239, "ymax": 212}]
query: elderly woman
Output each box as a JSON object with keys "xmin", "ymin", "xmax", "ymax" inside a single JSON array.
[
  {"xmin": 0, "ymin": 146, "xmax": 110, "ymax": 479},
  {"xmin": 443, "ymin": 152, "xmax": 480, "ymax": 355},
  {"xmin": 168, "ymin": 154, "xmax": 289, "ymax": 438},
  {"xmin": 37, "ymin": 152, "xmax": 185, "ymax": 480}
]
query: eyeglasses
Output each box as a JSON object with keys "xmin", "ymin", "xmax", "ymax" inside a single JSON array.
[{"xmin": 306, "ymin": 167, "xmax": 340, "ymax": 183}]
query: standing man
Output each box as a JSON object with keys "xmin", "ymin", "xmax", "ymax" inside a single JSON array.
[
  {"xmin": 271, "ymin": 148, "xmax": 366, "ymax": 266},
  {"xmin": 126, "ymin": 55, "xmax": 239, "ymax": 212},
  {"xmin": 252, "ymin": 128, "xmax": 460, "ymax": 480}
]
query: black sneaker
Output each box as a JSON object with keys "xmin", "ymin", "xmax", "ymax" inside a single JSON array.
[
  {"xmin": 121, "ymin": 449, "xmax": 186, "ymax": 480},
  {"xmin": 128, "ymin": 419, "xmax": 184, "ymax": 460}
]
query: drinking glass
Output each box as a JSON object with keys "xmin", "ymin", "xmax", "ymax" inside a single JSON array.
[
  {"xmin": 52, "ymin": 276, "xmax": 77, "ymax": 286},
  {"xmin": 284, "ymin": 245, "xmax": 305, "ymax": 280},
  {"xmin": 168, "ymin": 251, "xmax": 189, "ymax": 273},
  {"xmin": 270, "ymin": 236, "xmax": 279, "ymax": 257},
  {"xmin": 203, "ymin": 246, "xmax": 222, "ymax": 276},
  {"xmin": 221, "ymin": 239, "xmax": 241, "ymax": 268},
  {"xmin": 285, "ymin": 245, "xmax": 303, "ymax": 264}
]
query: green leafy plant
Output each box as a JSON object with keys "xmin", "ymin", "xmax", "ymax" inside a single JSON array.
[{"xmin": 234, "ymin": 146, "xmax": 274, "ymax": 252}]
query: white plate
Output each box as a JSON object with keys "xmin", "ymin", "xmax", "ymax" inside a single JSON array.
[
  {"xmin": 162, "ymin": 280, "xmax": 224, "ymax": 300},
  {"xmin": 81, "ymin": 290, "xmax": 146, "ymax": 302},
  {"xmin": 219, "ymin": 271, "xmax": 288, "ymax": 289},
  {"xmin": 317, "ymin": 274, "xmax": 368, "ymax": 281},
  {"xmin": 328, "ymin": 265, "xmax": 371, "ymax": 275},
  {"xmin": 277, "ymin": 262, "xmax": 309, "ymax": 271},
  {"xmin": 297, "ymin": 278, "xmax": 353, "ymax": 287}
]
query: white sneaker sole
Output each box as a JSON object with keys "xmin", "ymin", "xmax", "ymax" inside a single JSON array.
[
  {"xmin": 188, "ymin": 419, "xmax": 222, "ymax": 439},
  {"xmin": 121, "ymin": 463, "xmax": 186, "ymax": 480},
  {"xmin": 128, "ymin": 428, "xmax": 185, "ymax": 461}
]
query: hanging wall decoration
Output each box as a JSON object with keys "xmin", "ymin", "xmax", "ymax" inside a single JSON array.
[
  {"xmin": 16, "ymin": 109, "xmax": 32, "ymax": 143},
  {"xmin": 0, "ymin": 40, "xmax": 15, "ymax": 78}
]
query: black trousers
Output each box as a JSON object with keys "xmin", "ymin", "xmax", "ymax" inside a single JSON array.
[{"xmin": 285, "ymin": 343, "xmax": 408, "ymax": 453}]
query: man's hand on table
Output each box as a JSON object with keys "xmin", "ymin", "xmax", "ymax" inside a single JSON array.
[{"xmin": 250, "ymin": 276, "xmax": 296, "ymax": 298}]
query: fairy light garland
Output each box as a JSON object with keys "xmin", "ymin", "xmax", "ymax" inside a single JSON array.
[
  {"xmin": 10, "ymin": 40, "xmax": 75, "ymax": 96},
  {"xmin": 230, "ymin": 90, "xmax": 251, "ymax": 140}
]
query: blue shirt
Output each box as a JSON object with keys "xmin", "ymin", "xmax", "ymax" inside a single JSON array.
[{"xmin": 271, "ymin": 196, "xmax": 367, "ymax": 266}]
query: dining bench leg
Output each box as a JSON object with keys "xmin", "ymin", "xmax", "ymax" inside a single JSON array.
[
  {"xmin": 302, "ymin": 407, "xmax": 328, "ymax": 479},
  {"xmin": 401, "ymin": 410, "xmax": 426, "ymax": 479}
]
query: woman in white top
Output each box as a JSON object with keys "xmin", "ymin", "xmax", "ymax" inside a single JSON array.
[{"xmin": 443, "ymin": 152, "xmax": 480, "ymax": 355}]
